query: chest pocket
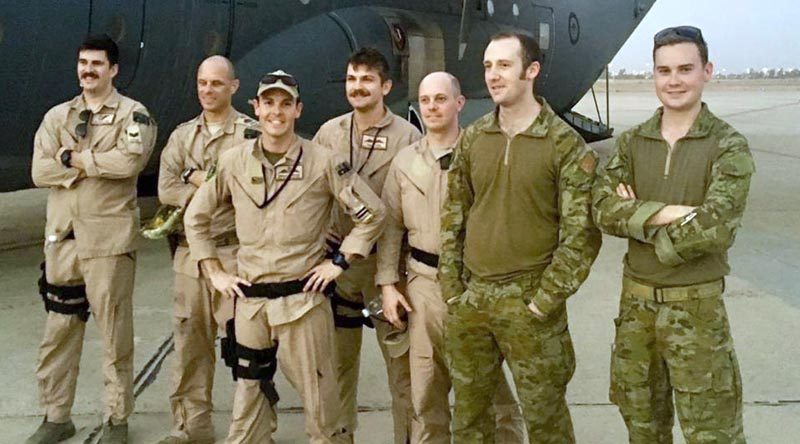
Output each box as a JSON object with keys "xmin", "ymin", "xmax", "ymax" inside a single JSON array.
[
  {"xmin": 89, "ymin": 119, "xmax": 123, "ymax": 153},
  {"xmin": 282, "ymin": 170, "xmax": 329, "ymax": 244}
]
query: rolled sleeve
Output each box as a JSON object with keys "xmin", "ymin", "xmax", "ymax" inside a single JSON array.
[
  {"xmin": 627, "ymin": 200, "xmax": 668, "ymax": 242},
  {"xmin": 653, "ymin": 228, "xmax": 685, "ymax": 266}
]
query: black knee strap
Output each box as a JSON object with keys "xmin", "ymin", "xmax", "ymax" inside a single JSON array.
[
  {"xmin": 221, "ymin": 321, "xmax": 280, "ymax": 406},
  {"xmin": 236, "ymin": 343, "xmax": 280, "ymax": 406},
  {"xmin": 38, "ymin": 263, "xmax": 89, "ymax": 322},
  {"xmin": 329, "ymin": 293, "xmax": 373, "ymax": 329}
]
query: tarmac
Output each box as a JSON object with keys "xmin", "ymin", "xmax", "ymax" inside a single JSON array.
[{"xmin": 1, "ymin": 79, "xmax": 799, "ymax": 443}]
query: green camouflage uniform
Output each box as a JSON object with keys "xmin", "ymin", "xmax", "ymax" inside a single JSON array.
[
  {"xmin": 440, "ymin": 99, "xmax": 601, "ymax": 444},
  {"xmin": 592, "ymin": 104, "xmax": 754, "ymax": 444}
]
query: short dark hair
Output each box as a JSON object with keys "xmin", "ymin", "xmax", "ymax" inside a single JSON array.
[
  {"xmin": 79, "ymin": 34, "xmax": 119, "ymax": 66},
  {"xmin": 347, "ymin": 47, "xmax": 391, "ymax": 83},
  {"xmin": 652, "ymin": 26, "xmax": 709, "ymax": 65},
  {"xmin": 489, "ymin": 31, "xmax": 542, "ymax": 69}
]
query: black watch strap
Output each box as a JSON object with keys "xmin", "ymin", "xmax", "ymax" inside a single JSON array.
[
  {"xmin": 181, "ymin": 167, "xmax": 197, "ymax": 184},
  {"xmin": 60, "ymin": 149, "xmax": 73, "ymax": 168},
  {"xmin": 331, "ymin": 251, "xmax": 350, "ymax": 270}
]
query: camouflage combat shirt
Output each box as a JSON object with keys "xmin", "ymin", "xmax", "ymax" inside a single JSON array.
[
  {"xmin": 592, "ymin": 103, "xmax": 755, "ymax": 286},
  {"xmin": 439, "ymin": 98, "xmax": 601, "ymax": 316}
]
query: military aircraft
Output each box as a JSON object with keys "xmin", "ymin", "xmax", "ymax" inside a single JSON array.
[{"xmin": 1, "ymin": 0, "xmax": 656, "ymax": 192}]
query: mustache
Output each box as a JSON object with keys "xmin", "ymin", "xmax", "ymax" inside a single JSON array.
[
  {"xmin": 349, "ymin": 89, "xmax": 371, "ymax": 97},
  {"xmin": 80, "ymin": 73, "xmax": 99, "ymax": 80}
]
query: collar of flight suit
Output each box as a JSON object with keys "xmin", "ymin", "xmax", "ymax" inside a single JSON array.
[
  {"xmin": 67, "ymin": 87, "xmax": 122, "ymax": 112},
  {"xmin": 234, "ymin": 135, "xmax": 302, "ymax": 205},
  {"xmin": 194, "ymin": 108, "xmax": 240, "ymax": 137},
  {"xmin": 250, "ymin": 135, "xmax": 303, "ymax": 169},
  {"xmin": 337, "ymin": 105, "xmax": 397, "ymax": 132},
  {"xmin": 396, "ymin": 135, "xmax": 454, "ymax": 195},
  {"xmin": 478, "ymin": 96, "xmax": 555, "ymax": 139},
  {"xmin": 636, "ymin": 102, "xmax": 714, "ymax": 141}
]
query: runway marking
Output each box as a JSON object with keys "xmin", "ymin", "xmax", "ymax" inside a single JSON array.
[
  {"xmin": 749, "ymin": 147, "xmax": 800, "ymax": 160},
  {"xmin": 83, "ymin": 334, "xmax": 175, "ymax": 444},
  {"xmin": 720, "ymin": 99, "xmax": 800, "ymax": 119}
]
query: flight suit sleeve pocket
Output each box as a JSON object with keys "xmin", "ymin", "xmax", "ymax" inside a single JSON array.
[{"xmin": 124, "ymin": 125, "xmax": 144, "ymax": 154}]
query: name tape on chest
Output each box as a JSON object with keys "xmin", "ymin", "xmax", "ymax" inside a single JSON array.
[
  {"xmin": 275, "ymin": 164, "xmax": 303, "ymax": 181},
  {"xmin": 91, "ymin": 113, "xmax": 115, "ymax": 126},
  {"xmin": 361, "ymin": 134, "xmax": 388, "ymax": 150}
]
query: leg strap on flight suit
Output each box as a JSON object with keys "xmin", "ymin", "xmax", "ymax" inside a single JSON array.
[
  {"xmin": 330, "ymin": 292, "xmax": 373, "ymax": 329},
  {"xmin": 37, "ymin": 263, "xmax": 90, "ymax": 322},
  {"xmin": 220, "ymin": 307, "xmax": 280, "ymax": 406},
  {"xmin": 235, "ymin": 342, "xmax": 280, "ymax": 406}
]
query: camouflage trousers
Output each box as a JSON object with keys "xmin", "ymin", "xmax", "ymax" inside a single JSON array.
[
  {"xmin": 610, "ymin": 277, "xmax": 746, "ymax": 444},
  {"xmin": 445, "ymin": 274, "xmax": 576, "ymax": 444}
]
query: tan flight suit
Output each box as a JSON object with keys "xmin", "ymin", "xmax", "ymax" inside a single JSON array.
[
  {"xmin": 376, "ymin": 138, "xmax": 526, "ymax": 443},
  {"xmin": 313, "ymin": 108, "xmax": 421, "ymax": 443},
  {"xmin": 158, "ymin": 109, "xmax": 258, "ymax": 441},
  {"xmin": 30, "ymin": 89, "xmax": 156, "ymax": 424},
  {"xmin": 184, "ymin": 136, "xmax": 385, "ymax": 444}
]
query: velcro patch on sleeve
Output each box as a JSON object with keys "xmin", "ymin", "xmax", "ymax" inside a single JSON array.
[
  {"xmin": 244, "ymin": 128, "xmax": 261, "ymax": 139},
  {"xmin": 126, "ymin": 125, "xmax": 144, "ymax": 153},
  {"xmin": 133, "ymin": 111, "xmax": 152, "ymax": 125},
  {"xmin": 579, "ymin": 152, "xmax": 597, "ymax": 174}
]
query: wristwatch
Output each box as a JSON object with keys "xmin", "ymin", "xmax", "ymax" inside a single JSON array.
[
  {"xmin": 331, "ymin": 250, "xmax": 350, "ymax": 270},
  {"xmin": 60, "ymin": 149, "xmax": 73, "ymax": 168},
  {"xmin": 180, "ymin": 167, "xmax": 197, "ymax": 184}
]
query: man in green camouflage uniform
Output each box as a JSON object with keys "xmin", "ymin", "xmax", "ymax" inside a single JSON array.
[
  {"xmin": 440, "ymin": 32, "xmax": 601, "ymax": 443},
  {"xmin": 592, "ymin": 27, "xmax": 753, "ymax": 444}
]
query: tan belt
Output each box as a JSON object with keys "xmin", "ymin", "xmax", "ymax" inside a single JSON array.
[
  {"xmin": 176, "ymin": 231, "xmax": 238, "ymax": 248},
  {"xmin": 622, "ymin": 277, "xmax": 724, "ymax": 303}
]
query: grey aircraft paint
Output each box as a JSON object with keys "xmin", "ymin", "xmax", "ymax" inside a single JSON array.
[{"xmin": 0, "ymin": 0, "xmax": 656, "ymax": 192}]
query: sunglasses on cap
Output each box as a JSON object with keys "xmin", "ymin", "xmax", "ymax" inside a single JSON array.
[
  {"xmin": 654, "ymin": 26, "xmax": 705, "ymax": 45},
  {"xmin": 260, "ymin": 73, "xmax": 298, "ymax": 88},
  {"xmin": 75, "ymin": 109, "xmax": 92, "ymax": 138}
]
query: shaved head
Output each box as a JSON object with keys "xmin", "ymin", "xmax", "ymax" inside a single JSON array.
[
  {"xmin": 418, "ymin": 71, "xmax": 465, "ymax": 134},
  {"xmin": 420, "ymin": 71, "xmax": 461, "ymax": 97},
  {"xmin": 198, "ymin": 55, "xmax": 236, "ymax": 80},
  {"xmin": 196, "ymin": 55, "xmax": 239, "ymax": 115}
]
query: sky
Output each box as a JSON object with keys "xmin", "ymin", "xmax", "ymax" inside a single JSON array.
[{"xmin": 610, "ymin": 0, "xmax": 800, "ymax": 73}]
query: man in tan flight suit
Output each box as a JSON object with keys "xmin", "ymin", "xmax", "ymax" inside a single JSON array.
[
  {"xmin": 377, "ymin": 72, "xmax": 526, "ymax": 443},
  {"xmin": 156, "ymin": 56, "xmax": 259, "ymax": 444},
  {"xmin": 28, "ymin": 34, "xmax": 156, "ymax": 444},
  {"xmin": 184, "ymin": 70, "xmax": 385, "ymax": 443},
  {"xmin": 313, "ymin": 47, "xmax": 421, "ymax": 444}
]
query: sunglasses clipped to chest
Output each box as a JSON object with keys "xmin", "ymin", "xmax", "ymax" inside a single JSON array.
[{"xmin": 75, "ymin": 109, "xmax": 93, "ymax": 138}]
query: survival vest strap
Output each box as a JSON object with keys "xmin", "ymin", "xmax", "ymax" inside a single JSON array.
[
  {"xmin": 410, "ymin": 247, "xmax": 439, "ymax": 268},
  {"xmin": 37, "ymin": 263, "xmax": 89, "ymax": 322},
  {"xmin": 330, "ymin": 292, "xmax": 373, "ymax": 329}
]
